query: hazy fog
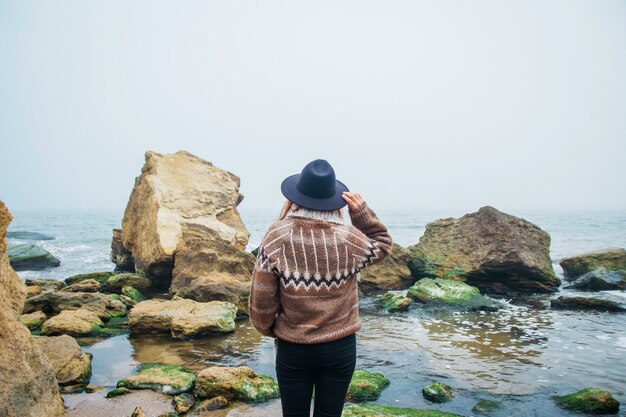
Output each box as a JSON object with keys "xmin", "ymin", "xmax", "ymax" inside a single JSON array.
[{"xmin": 1, "ymin": 1, "xmax": 625, "ymax": 213}]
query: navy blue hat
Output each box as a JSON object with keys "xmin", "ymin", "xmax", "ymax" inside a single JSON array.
[{"xmin": 281, "ymin": 159, "xmax": 349, "ymax": 211}]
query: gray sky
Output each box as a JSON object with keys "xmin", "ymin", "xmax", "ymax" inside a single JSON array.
[{"xmin": 1, "ymin": 1, "xmax": 625, "ymax": 213}]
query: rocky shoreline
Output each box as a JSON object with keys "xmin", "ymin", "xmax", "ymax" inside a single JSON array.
[{"xmin": 2, "ymin": 150, "xmax": 625, "ymax": 416}]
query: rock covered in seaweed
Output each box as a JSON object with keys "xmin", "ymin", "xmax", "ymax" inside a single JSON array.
[
  {"xmin": 554, "ymin": 387, "xmax": 620, "ymax": 414},
  {"xmin": 346, "ymin": 369, "xmax": 390, "ymax": 402},
  {"xmin": 408, "ymin": 206, "xmax": 559, "ymax": 295},
  {"xmin": 41, "ymin": 308, "xmax": 121, "ymax": 337},
  {"xmin": 342, "ymin": 404, "xmax": 463, "ymax": 417},
  {"xmin": 0, "ymin": 200, "xmax": 65, "ymax": 417},
  {"xmin": 117, "ymin": 363, "xmax": 196, "ymax": 395},
  {"xmin": 560, "ymin": 248, "xmax": 626, "ymax": 281},
  {"xmin": 408, "ymin": 278, "xmax": 501, "ymax": 311},
  {"xmin": 24, "ymin": 290, "xmax": 127, "ymax": 320},
  {"xmin": 422, "ymin": 382, "xmax": 454, "ymax": 403},
  {"xmin": 550, "ymin": 295, "xmax": 626, "ymax": 312},
  {"xmin": 380, "ymin": 292, "xmax": 412, "ymax": 312},
  {"xmin": 194, "ymin": 366, "xmax": 279, "ymax": 403}
]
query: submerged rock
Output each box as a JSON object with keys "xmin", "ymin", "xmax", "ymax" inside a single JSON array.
[
  {"xmin": 565, "ymin": 267, "xmax": 626, "ymax": 291},
  {"xmin": 560, "ymin": 248, "xmax": 626, "ymax": 281},
  {"xmin": 0, "ymin": 200, "xmax": 66, "ymax": 417},
  {"xmin": 34, "ymin": 334, "xmax": 92, "ymax": 388},
  {"xmin": 25, "ymin": 278, "xmax": 65, "ymax": 291},
  {"xmin": 422, "ymin": 382, "xmax": 454, "ymax": 403},
  {"xmin": 408, "ymin": 206, "xmax": 559, "ymax": 295},
  {"xmin": 408, "ymin": 278, "xmax": 501, "ymax": 310},
  {"xmin": 380, "ymin": 292, "xmax": 412, "ymax": 312},
  {"xmin": 7, "ymin": 242, "xmax": 60, "ymax": 271},
  {"xmin": 21, "ymin": 310, "xmax": 48, "ymax": 330},
  {"xmin": 346, "ymin": 369, "xmax": 390, "ymax": 402},
  {"xmin": 41, "ymin": 308, "xmax": 121, "ymax": 337},
  {"xmin": 342, "ymin": 404, "xmax": 463, "ymax": 417},
  {"xmin": 359, "ymin": 243, "xmax": 414, "ymax": 294},
  {"xmin": 550, "ymin": 295, "xmax": 626, "ymax": 312},
  {"xmin": 115, "ymin": 150, "xmax": 253, "ymax": 311},
  {"xmin": 117, "ymin": 363, "xmax": 196, "ymax": 395},
  {"xmin": 61, "ymin": 278, "xmax": 102, "ymax": 293},
  {"xmin": 7, "ymin": 231, "xmax": 55, "ymax": 240},
  {"xmin": 129, "ymin": 298, "xmax": 237, "ymax": 338},
  {"xmin": 195, "ymin": 366, "xmax": 279, "ymax": 403},
  {"xmin": 554, "ymin": 387, "xmax": 620, "ymax": 414},
  {"xmin": 472, "ymin": 399, "xmax": 501, "ymax": 414}
]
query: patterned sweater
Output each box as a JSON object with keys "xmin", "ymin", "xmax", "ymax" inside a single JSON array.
[{"xmin": 248, "ymin": 203, "xmax": 392, "ymax": 344}]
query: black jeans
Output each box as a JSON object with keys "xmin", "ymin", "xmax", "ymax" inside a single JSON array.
[{"xmin": 275, "ymin": 333, "xmax": 357, "ymax": 417}]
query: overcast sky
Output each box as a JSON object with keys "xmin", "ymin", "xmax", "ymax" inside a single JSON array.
[{"xmin": 1, "ymin": 1, "xmax": 625, "ymax": 213}]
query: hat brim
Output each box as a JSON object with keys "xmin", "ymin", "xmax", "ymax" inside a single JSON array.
[{"xmin": 281, "ymin": 174, "xmax": 349, "ymax": 211}]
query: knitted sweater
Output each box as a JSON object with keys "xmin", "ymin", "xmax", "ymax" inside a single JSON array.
[{"xmin": 248, "ymin": 203, "xmax": 392, "ymax": 344}]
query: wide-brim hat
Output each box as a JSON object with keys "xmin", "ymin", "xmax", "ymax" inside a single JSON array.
[{"xmin": 281, "ymin": 159, "xmax": 349, "ymax": 211}]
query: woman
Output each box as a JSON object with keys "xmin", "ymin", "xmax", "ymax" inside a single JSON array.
[{"xmin": 248, "ymin": 159, "xmax": 392, "ymax": 417}]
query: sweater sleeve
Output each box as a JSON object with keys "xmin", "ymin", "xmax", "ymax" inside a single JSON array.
[
  {"xmin": 349, "ymin": 203, "xmax": 393, "ymax": 266},
  {"xmin": 248, "ymin": 248, "xmax": 280, "ymax": 338}
]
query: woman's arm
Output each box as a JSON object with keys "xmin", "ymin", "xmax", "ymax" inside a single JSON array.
[
  {"xmin": 248, "ymin": 251, "xmax": 280, "ymax": 337},
  {"xmin": 343, "ymin": 192, "xmax": 393, "ymax": 266}
]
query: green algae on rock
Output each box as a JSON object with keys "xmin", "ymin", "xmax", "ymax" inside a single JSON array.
[
  {"xmin": 422, "ymin": 382, "xmax": 454, "ymax": 403},
  {"xmin": 342, "ymin": 404, "xmax": 463, "ymax": 417},
  {"xmin": 20, "ymin": 310, "xmax": 48, "ymax": 330},
  {"xmin": 380, "ymin": 292, "xmax": 412, "ymax": 312},
  {"xmin": 472, "ymin": 399, "xmax": 501, "ymax": 414},
  {"xmin": 64, "ymin": 271, "xmax": 117, "ymax": 287},
  {"xmin": 346, "ymin": 369, "xmax": 390, "ymax": 402},
  {"xmin": 560, "ymin": 248, "xmax": 626, "ymax": 281},
  {"xmin": 41, "ymin": 308, "xmax": 124, "ymax": 337},
  {"xmin": 554, "ymin": 387, "xmax": 620, "ymax": 414},
  {"xmin": 195, "ymin": 366, "xmax": 279, "ymax": 403},
  {"xmin": 172, "ymin": 392, "xmax": 196, "ymax": 414},
  {"xmin": 117, "ymin": 363, "xmax": 197, "ymax": 395},
  {"xmin": 106, "ymin": 387, "xmax": 133, "ymax": 398},
  {"xmin": 120, "ymin": 285, "xmax": 146, "ymax": 308},
  {"xmin": 408, "ymin": 278, "xmax": 500, "ymax": 311}
]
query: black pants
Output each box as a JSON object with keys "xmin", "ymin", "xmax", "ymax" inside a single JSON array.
[{"xmin": 275, "ymin": 333, "xmax": 357, "ymax": 417}]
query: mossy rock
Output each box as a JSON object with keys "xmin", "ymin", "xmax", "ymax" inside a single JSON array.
[
  {"xmin": 106, "ymin": 387, "xmax": 133, "ymax": 398},
  {"xmin": 64, "ymin": 271, "xmax": 117, "ymax": 287},
  {"xmin": 342, "ymin": 404, "xmax": 463, "ymax": 417},
  {"xmin": 346, "ymin": 369, "xmax": 390, "ymax": 402},
  {"xmin": 554, "ymin": 387, "xmax": 620, "ymax": 414},
  {"xmin": 408, "ymin": 278, "xmax": 500, "ymax": 311},
  {"xmin": 120, "ymin": 286, "xmax": 146, "ymax": 308},
  {"xmin": 472, "ymin": 399, "xmax": 501, "ymax": 414},
  {"xmin": 422, "ymin": 382, "xmax": 454, "ymax": 403},
  {"xmin": 195, "ymin": 366, "xmax": 279, "ymax": 403},
  {"xmin": 107, "ymin": 273, "xmax": 152, "ymax": 290},
  {"xmin": 380, "ymin": 292, "xmax": 412, "ymax": 312},
  {"xmin": 117, "ymin": 363, "xmax": 197, "ymax": 395},
  {"xmin": 172, "ymin": 392, "xmax": 196, "ymax": 414}
]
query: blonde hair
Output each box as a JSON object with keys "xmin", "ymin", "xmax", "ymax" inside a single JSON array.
[{"xmin": 278, "ymin": 200, "xmax": 344, "ymax": 224}]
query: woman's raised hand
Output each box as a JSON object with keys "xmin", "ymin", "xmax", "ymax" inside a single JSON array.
[{"xmin": 342, "ymin": 192, "xmax": 366, "ymax": 212}]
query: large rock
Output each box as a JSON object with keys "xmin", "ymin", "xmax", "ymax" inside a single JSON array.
[
  {"xmin": 107, "ymin": 272, "xmax": 152, "ymax": 290},
  {"xmin": 195, "ymin": 366, "xmax": 279, "ymax": 402},
  {"xmin": 41, "ymin": 308, "xmax": 119, "ymax": 337},
  {"xmin": 0, "ymin": 200, "xmax": 65, "ymax": 417},
  {"xmin": 24, "ymin": 278, "xmax": 65, "ymax": 291},
  {"xmin": 111, "ymin": 228, "xmax": 135, "ymax": 272},
  {"xmin": 115, "ymin": 151, "xmax": 253, "ymax": 312},
  {"xmin": 346, "ymin": 369, "xmax": 390, "ymax": 402},
  {"xmin": 34, "ymin": 335, "xmax": 92, "ymax": 388},
  {"xmin": 408, "ymin": 278, "xmax": 501, "ymax": 311},
  {"xmin": 24, "ymin": 290, "xmax": 127, "ymax": 320},
  {"xmin": 560, "ymin": 248, "xmax": 626, "ymax": 281},
  {"xmin": 565, "ymin": 267, "xmax": 626, "ymax": 291},
  {"xmin": 358, "ymin": 243, "xmax": 414, "ymax": 294},
  {"xmin": 550, "ymin": 295, "xmax": 626, "ymax": 312},
  {"xmin": 408, "ymin": 206, "xmax": 559, "ymax": 295},
  {"xmin": 117, "ymin": 363, "xmax": 196, "ymax": 395},
  {"xmin": 129, "ymin": 298, "xmax": 237, "ymax": 338},
  {"xmin": 554, "ymin": 387, "xmax": 620, "ymax": 414},
  {"xmin": 6, "ymin": 231, "xmax": 55, "ymax": 240},
  {"xmin": 7, "ymin": 242, "xmax": 60, "ymax": 271}
]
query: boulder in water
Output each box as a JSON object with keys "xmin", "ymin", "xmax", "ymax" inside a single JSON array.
[
  {"xmin": 129, "ymin": 298, "xmax": 237, "ymax": 338},
  {"xmin": 358, "ymin": 243, "xmax": 414, "ymax": 294},
  {"xmin": 41, "ymin": 308, "xmax": 120, "ymax": 337},
  {"xmin": 408, "ymin": 278, "xmax": 501, "ymax": 311},
  {"xmin": 117, "ymin": 363, "xmax": 196, "ymax": 395},
  {"xmin": 380, "ymin": 292, "xmax": 412, "ymax": 312},
  {"xmin": 7, "ymin": 242, "xmax": 60, "ymax": 271},
  {"xmin": 7, "ymin": 231, "xmax": 55, "ymax": 240},
  {"xmin": 422, "ymin": 382, "xmax": 454, "ymax": 403},
  {"xmin": 114, "ymin": 151, "xmax": 252, "ymax": 308},
  {"xmin": 0, "ymin": 200, "xmax": 65, "ymax": 417},
  {"xmin": 34, "ymin": 334, "xmax": 92, "ymax": 389},
  {"xmin": 550, "ymin": 295, "xmax": 626, "ymax": 312},
  {"xmin": 565, "ymin": 267, "xmax": 626, "ymax": 291},
  {"xmin": 343, "ymin": 404, "xmax": 462, "ymax": 417},
  {"xmin": 195, "ymin": 366, "xmax": 279, "ymax": 402},
  {"xmin": 554, "ymin": 387, "xmax": 620, "ymax": 414},
  {"xmin": 560, "ymin": 248, "xmax": 626, "ymax": 281},
  {"xmin": 345, "ymin": 369, "xmax": 390, "ymax": 402},
  {"xmin": 408, "ymin": 206, "xmax": 559, "ymax": 295}
]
